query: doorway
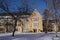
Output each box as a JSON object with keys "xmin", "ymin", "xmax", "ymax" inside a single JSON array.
[{"xmin": 33, "ymin": 29, "xmax": 37, "ymax": 32}]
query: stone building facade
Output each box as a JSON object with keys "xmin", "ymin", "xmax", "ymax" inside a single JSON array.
[{"xmin": 0, "ymin": 9, "xmax": 43, "ymax": 33}]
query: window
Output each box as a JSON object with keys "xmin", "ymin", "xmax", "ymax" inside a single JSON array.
[
  {"xmin": 0, "ymin": 23, "xmax": 3, "ymax": 26},
  {"xmin": 16, "ymin": 28, "xmax": 18, "ymax": 31},
  {"xmin": 32, "ymin": 18, "xmax": 39, "ymax": 23},
  {"xmin": 0, "ymin": 28, "xmax": 4, "ymax": 31},
  {"xmin": 33, "ymin": 23, "xmax": 39, "ymax": 26},
  {"xmin": 32, "ymin": 23, "xmax": 39, "ymax": 29},
  {"xmin": 0, "ymin": 19, "xmax": 4, "ymax": 22},
  {"xmin": 17, "ymin": 24, "xmax": 22, "ymax": 26},
  {"xmin": 26, "ymin": 18, "xmax": 29, "ymax": 22}
]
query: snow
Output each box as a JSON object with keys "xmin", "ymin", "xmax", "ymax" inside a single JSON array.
[{"xmin": 0, "ymin": 32, "xmax": 60, "ymax": 40}]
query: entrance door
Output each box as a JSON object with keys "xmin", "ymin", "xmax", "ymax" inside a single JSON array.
[{"xmin": 33, "ymin": 29, "xmax": 37, "ymax": 32}]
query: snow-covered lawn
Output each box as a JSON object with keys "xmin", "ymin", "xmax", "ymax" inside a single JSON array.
[{"xmin": 0, "ymin": 32, "xmax": 60, "ymax": 40}]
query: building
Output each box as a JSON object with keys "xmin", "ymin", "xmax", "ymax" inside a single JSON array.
[
  {"xmin": 16, "ymin": 9, "xmax": 43, "ymax": 32},
  {"xmin": 0, "ymin": 9, "xmax": 43, "ymax": 33}
]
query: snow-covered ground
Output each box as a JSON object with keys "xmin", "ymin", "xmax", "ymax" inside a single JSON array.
[{"xmin": 0, "ymin": 32, "xmax": 60, "ymax": 40}]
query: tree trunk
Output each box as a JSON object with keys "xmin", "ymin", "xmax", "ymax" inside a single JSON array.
[
  {"xmin": 12, "ymin": 19, "xmax": 17, "ymax": 37},
  {"xmin": 45, "ymin": 19, "xmax": 49, "ymax": 34}
]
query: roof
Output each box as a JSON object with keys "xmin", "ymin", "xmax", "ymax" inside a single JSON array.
[
  {"xmin": 0, "ymin": 12, "xmax": 32, "ymax": 16},
  {"xmin": 0, "ymin": 9, "xmax": 40, "ymax": 16}
]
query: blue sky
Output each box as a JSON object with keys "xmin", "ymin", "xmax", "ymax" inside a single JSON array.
[{"xmin": 0, "ymin": 0, "xmax": 47, "ymax": 15}]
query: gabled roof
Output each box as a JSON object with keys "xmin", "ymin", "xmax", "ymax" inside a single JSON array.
[{"xmin": 31, "ymin": 9, "xmax": 42, "ymax": 17}]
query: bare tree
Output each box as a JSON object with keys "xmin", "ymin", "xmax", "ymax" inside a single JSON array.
[
  {"xmin": 43, "ymin": 9, "xmax": 50, "ymax": 33},
  {"xmin": 0, "ymin": 0, "xmax": 37, "ymax": 37},
  {"xmin": 43, "ymin": 0, "xmax": 60, "ymax": 37},
  {"xmin": 0, "ymin": 1, "xmax": 18, "ymax": 37}
]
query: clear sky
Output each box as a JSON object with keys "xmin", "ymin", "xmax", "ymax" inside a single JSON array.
[{"xmin": 0, "ymin": 0, "xmax": 47, "ymax": 15}]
